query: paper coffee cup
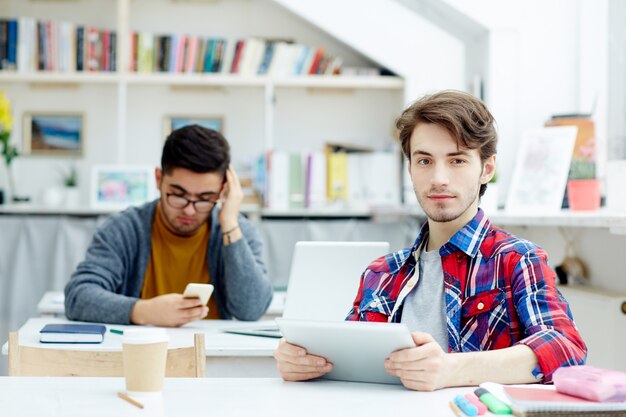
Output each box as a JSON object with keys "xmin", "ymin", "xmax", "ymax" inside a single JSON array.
[{"xmin": 122, "ymin": 328, "xmax": 169, "ymax": 397}]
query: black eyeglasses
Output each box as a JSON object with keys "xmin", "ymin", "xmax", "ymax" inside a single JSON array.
[{"xmin": 165, "ymin": 193, "xmax": 217, "ymax": 213}]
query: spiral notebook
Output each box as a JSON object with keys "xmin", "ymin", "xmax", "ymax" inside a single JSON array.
[{"xmin": 504, "ymin": 386, "xmax": 626, "ymax": 417}]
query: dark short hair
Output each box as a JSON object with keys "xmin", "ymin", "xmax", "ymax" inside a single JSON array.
[
  {"xmin": 396, "ymin": 90, "xmax": 497, "ymax": 197},
  {"xmin": 161, "ymin": 125, "xmax": 230, "ymax": 175}
]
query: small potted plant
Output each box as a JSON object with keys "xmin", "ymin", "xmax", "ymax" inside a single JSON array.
[
  {"xmin": 567, "ymin": 149, "xmax": 600, "ymax": 211},
  {"xmin": 62, "ymin": 165, "xmax": 80, "ymax": 207},
  {"xmin": 43, "ymin": 165, "xmax": 80, "ymax": 207}
]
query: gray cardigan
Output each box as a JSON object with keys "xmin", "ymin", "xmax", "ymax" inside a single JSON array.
[{"xmin": 64, "ymin": 200, "xmax": 273, "ymax": 324}]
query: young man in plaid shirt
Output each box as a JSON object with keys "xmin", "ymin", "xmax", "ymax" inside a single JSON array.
[{"xmin": 274, "ymin": 91, "xmax": 587, "ymax": 391}]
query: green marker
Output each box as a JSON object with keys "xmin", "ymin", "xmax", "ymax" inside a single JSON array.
[
  {"xmin": 109, "ymin": 328, "xmax": 124, "ymax": 335},
  {"xmin": 474, "ymin": 388, "xmax": 512, "ymax": 415}
]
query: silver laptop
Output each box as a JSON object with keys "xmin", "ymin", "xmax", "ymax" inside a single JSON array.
[{"xmin": 223, "ymin": 241, "xmax": 390, "ymax": 338}]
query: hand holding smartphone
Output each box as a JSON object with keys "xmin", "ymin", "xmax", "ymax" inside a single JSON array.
[{"xmin": 182, "ymin": 283, "xmax": 214, "ymax": 306}]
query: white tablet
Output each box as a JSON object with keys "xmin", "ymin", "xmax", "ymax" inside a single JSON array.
[{"xmin": 276, "ymin": 318, "xmax": 414, "ymax": 385}]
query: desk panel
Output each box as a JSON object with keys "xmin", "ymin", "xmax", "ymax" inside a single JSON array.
[{"xmin": 3, "ymin": 317, "xmax": 280, "ymax": 377}]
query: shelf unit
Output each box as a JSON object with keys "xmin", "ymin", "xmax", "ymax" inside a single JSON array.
[
  {"xmin": 0, "ymin": 0, "xmax": 405, "ymax": 206},
  {"xmin": 3, "ymin": 202, "xmax": 626, "ymax": 234}
]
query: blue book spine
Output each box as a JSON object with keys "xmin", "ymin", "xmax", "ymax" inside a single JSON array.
[
  {"xmin": 257, "ymin": 41, "xmax": 274, "ymax": 75},
  {"xmin": 202, "ymin": 38, "xmax": 215, "ymax": 73},
  {"xmin": 109, "ymin": 31, "xmax": 116, "ymax": 72},
  {"xmin": 76, "ymin": 26, "xmax": 84, "ymax": 71},
  {"xmin": 168, "ymin": 34, "xmax": 177, "ymax": 73},
  {"xmin": 212, "ymin": 39, "xmax": 225, "ymax": 73},
  {"xmin": 6, "ymin": 19, "xmax": 17, "ymax": 69}
]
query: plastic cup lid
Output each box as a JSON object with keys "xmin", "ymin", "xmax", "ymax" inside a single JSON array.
[{"xmin": 121, "ymin": 328, "xmax": 169, "ymax": 344}]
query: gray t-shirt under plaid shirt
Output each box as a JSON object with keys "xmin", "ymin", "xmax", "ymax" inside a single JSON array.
[{"xmin": 400, "ymin": 246, "xmax": 449, "ymax": 350}]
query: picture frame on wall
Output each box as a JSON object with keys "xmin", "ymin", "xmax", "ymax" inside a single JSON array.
[
  {"xmin": 90, "ymin": 165, "xmax": 157, "ymax": 210},
  {"xmin": 163, "ymin": 115, "xmax": 223, "ymax": 138},
  {"xmin": 23, "ymin": 112, "xmax": 84, "ymax": 156},
  {"xmin": 505, "ymin": 126, "xmax": 578, "ymax": 214}
]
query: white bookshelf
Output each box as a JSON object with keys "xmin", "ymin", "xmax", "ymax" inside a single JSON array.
[
  {"xmin": 488, "ymin": 209, "xmax": 626, "ymax": 230},
  {"xmin": 4, "ymin": 202, "xmax": 626, "ymax": 234},
  {"xmin": 0, "ymin": 72, "xmax": 119, "ymax": 84},
  {"xmin": 0, "ymin": 0, "xmax": 405, "ymax": 207}
]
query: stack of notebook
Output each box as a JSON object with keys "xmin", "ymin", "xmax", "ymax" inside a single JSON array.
[{"xmin": 504, "ymin": 386, "xmax": 626, "ymax": 417}]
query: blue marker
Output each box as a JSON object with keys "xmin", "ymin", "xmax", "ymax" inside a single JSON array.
[{"xmin": 454, "ymin": 394, "xmax": 478, "ymax": 416}]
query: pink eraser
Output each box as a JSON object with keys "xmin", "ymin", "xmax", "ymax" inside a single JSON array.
[
  {"xmin": 553, "ymin": 365, "xmax": 626, "ymax": 402},
  {"xmin": 464, "ymin": 392, "xmax": 487, "ymax": 415}
]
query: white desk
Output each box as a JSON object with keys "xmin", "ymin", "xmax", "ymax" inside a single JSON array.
[
  {"xmin": 0, "ymin": 377, "xmax": 472, "ymax": 417},
  {"xmin": 37, "ymin": 291, "xmax": 66, "ymax": 317},
  {"xmin": 3, "ymin": 317, "xmax": 281, "ymax": 377},
  {"xmin": 36, "ymin": 290, "xmax": 288, "ymax": 318}
]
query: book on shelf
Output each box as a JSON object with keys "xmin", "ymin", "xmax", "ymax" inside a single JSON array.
[
  {"xmin": 123, "ymin": 33, "xmax": 379, "ymax": 77},
  {"xmin": 40, "ymin": 323, "xmax": 106, "ymax": 344},
  {"xmin": 266, "ymin": 150, "xmax": 290, "ymax": 210},
  {"xmin": 288, "ymin": 153, "xmax": 305, "ymax": 209},
  {"xmin": 305, "ymin": 151, "xmax": 327, "ymax": 209},
  {"xmin": 257, "ymin": 147, "xmax": 402, "ymax": 211},
  {"xmin": 504, "ymin": 385, "xmax": 626, "ymax": 417},
  {"xmin": 0, "ymin": 17, "xmax": 116, "ymax": 73},
  {"xmin": 326, "ymin": 151, "xmax": 349, "ymax": 203},
  {"xmin": 0, "ymin": 17, "xmax": 385, "ymax": 77}
]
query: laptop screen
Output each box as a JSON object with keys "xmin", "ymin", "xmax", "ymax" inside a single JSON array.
[{"xmin": 283, "ymin": 241, "xmax": 390, "ymax": 321}]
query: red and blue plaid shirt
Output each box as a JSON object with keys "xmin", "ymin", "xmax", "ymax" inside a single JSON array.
[{"xmin": 346, "ymin": 209, "xmax": 587, "ymax": 382}]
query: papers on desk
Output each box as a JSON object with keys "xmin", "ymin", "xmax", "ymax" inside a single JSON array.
[{"xmin": 39, "ymin": 323, "xmax": 106, "ymax": 344}]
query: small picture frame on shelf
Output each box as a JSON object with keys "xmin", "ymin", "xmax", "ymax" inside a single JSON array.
[
  {"xmin": 90, "ymin": 165, "xmax": 157, "ymax": 210},
  {"xmin": 505, "ymin": 126, "xmax": 578, "ymax": 214},
  {"xmin": 23, "ymin": 112, "xmax": 84, "ymax": 156},
  {"xmin": 163, "ymin": 115, "xmax": 223, "ymax": 138}
]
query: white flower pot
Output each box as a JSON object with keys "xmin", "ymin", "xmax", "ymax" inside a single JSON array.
[{"xmin": 64, "ymin": 187, "xmax": 80, "ymax": 207}]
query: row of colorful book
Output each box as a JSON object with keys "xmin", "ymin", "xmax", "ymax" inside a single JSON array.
[
  {"xmin": 254, "ymin": 148, "xmax": 403, "ymax": 211},
  {"xmin": 0, "ymin": 17, "xmax": 116, "ymax": 72},
  {"xmin": 130, "ymin": 33, "xmax": 345, "ymax": 76}
]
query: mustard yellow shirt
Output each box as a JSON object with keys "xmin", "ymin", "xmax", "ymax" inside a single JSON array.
[{"xmin": 141, "ymin": 203, "xmax": 220, "ymax": 319}]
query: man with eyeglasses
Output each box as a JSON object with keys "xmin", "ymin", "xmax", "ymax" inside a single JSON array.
[{"xmin": 65, "ymin": 125, "xmax": 272, "ymax": 326}]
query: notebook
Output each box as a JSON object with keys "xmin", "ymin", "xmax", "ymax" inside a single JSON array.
[
  {"xmin": 222, "ymin": 241, "xmax": 390, "ymax": 338},
  {"xmin": 39, "ymin": 323, "xmax": 107, "ymax": 344},
  {"xmin": 504, "ymin": 386, "xmax": 626, "ymax": 417}
]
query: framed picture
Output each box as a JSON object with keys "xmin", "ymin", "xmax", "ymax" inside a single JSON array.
[
  {"xmin": 23, "ymin": 112, "xmax": 84, "ymax": 156},
  {"xmin": 90, "ymin": 165, "xmax": 158, "ymax": 210},
  {"xmin": 163, "ymin": 115, "xmax": 223, "ymax": 138},
  {"xmin": 505, "ymin": 126, "xmax": 578, "ymax": 213}
]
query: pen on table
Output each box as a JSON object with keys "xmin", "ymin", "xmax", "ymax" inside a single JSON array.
[
  {"xmin": 109, "ymin": 328, "xmax": 124, "ymax": 335},
  {"xmin": 449, "ymin": 400, "xmax": 462, "ymax": 417},
  {"xmin": 117, "ymin": 392, "xmax": 144, "ymax": 409}
]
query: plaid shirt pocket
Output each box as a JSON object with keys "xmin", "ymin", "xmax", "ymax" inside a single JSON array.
[{"xmin": 460, "ymin": 288, "xmax": 512, "ymax": 350}]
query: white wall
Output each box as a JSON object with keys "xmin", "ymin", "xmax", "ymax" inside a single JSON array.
[
  {"xmin": 275, "ymin": 0, "xmax": 604, "ymax": 206},
  {"xmin": 273, "ymin": 0, "xmax": 466, "ymax": 101},
  {"xmin": 444, "ymin": 0, "xmax": 586, "ymax": 204}
]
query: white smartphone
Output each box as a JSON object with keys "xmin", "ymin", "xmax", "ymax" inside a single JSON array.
[{"xmin": 182, "ymin": 283, "xmax": 214, "ymax": 306}]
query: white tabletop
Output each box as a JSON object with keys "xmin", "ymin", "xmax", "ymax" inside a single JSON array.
[
  {"xmin": 35, "ymin": 290, "xmax": 288, "ymax": 317},
  {"xmin": 37, "ymin": 291, "xmax": 66, "ymax": 315},
  {"xmin": 0, "ymin": 377, "xmax": 473, "ymax": 417},
  {"xmin": 2, "ymin": 317, "xmax": 280, "ymax": 357}
]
